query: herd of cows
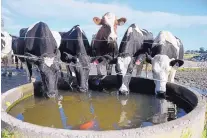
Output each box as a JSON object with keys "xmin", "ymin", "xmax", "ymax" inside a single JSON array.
[{"xmin": 1, "ymin": 12, "xmax": 184, "ymax": 99}]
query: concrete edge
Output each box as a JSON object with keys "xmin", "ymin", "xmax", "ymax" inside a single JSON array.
[{"xmin": 1, "ymin": 80, "xmax": 207, "ymax": 138}]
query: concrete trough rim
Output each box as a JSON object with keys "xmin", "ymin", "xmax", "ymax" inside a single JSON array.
[{"xmin": 1, "ymin": 77, "xmax": 206, "ymax": 138}]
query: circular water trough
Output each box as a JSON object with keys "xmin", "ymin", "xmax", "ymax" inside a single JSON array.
[{"xmin": 1, "ymin": 76, "xmax": 206, "ymax": 138}]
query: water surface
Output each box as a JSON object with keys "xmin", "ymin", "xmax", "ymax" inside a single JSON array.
[{"xmin": 8, "ymin": 90, "xmax": 186, "ymax": 130}]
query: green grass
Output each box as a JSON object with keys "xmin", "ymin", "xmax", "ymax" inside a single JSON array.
[
  {"xmin": 177, "ymin": 67, "xmax": 207, "ymax": 72},
  {"xmin": 202, "ymin": 111, "xmax": 207, "ymax": 138},
  {"xmin": 184, "ymin": 53, "xmax": 200, "ymax": 59},
  {"xmin": 1, "ymin": 129, "xmax": 14, "ymax": 138}
]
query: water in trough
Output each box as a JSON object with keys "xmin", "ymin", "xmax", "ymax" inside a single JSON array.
[{"xmin": 8, "ymin": 90, "xmax": 186, "ymax": 131}]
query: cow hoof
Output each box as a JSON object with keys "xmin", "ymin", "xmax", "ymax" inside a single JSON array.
[{"xmin": 118, "ymin": 90, "xmax": 129, "ymax": 95}]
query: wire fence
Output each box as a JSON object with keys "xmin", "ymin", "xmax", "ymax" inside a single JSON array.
[
  {"xmin": 1, "ymin": 36, "xmax": 207, "ymax": 95},
  {"xmin": 2, "ymin": 36, "xmax": 160, "ymax": 44},
  {"xmin": 1, "ymin": 52, "xmax": 207, "ymax": 96}
]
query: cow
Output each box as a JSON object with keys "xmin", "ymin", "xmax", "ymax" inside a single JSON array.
[
  {"xmin": 115, "ymin": 24, "xmax": 154, "ymax": 95},
  {"xmin": 1, "ymin": 31, "xmax": 16, "ymax": 76},
  {"xmin": 91, "ymin": 12, "xmax": 127, "ymax": 76},
  {"xmin": 59, "ymin": 25, "xmax": 92, "ymax": 93},
  {"xmin": 10, "ymin": 35, "xmax": 24, "ymax": 70},
  {"xmin": 15, "ymin": 21, "xmax": 62, "ymax": 99},
  {"xmin": 146, "ymin": 31, "xmax": 184, "ymax": 97}
]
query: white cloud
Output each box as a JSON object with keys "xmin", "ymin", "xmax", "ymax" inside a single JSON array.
[
  {"xmin": 1, "ymin": 7, "xmax": 23, "ymax": 35},
  {"xmin": 2, "ymin": 0, "xmax": 207, "ymax": 40}
]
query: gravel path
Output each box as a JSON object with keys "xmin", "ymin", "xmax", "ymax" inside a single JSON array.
[{"xmin": 175, "ymin": 70, "xmax": 207, "ymax": 93}]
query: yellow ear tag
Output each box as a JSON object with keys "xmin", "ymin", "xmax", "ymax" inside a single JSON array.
[{"xmin": 6, "ymin": 102, "xmax": 11, "ymax": 107}]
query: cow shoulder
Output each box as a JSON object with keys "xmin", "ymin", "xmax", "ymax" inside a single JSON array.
[
  {"xmin": 25, "ymin": 21, "xmax": 41, "ymax": 37},
  {"xmin": 127, "ymin": 24, "xmax": 143, "ymax": 37},
  {"xmin": 51, "ymin": 31, "xmax": 61, "ymax": 48},
  {"xmin": 154, "ymin": 31, "xmax": 179, "ymax": 54}
]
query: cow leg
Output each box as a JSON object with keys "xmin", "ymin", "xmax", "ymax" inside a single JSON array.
[
  {"xmin": 24, "ymin": 61, "xmax": 32, "ymax": 82},
  {"xmin": 145, "ymin": 63, "xmax": 148, "ymax": 78},
  {"xmin": 15, "ymin": 56, "xmax": 19, "ymax": 69},
  {"xmin": 59, "ymin": 65, "xmax": 64, "ymax": 78},
  {"xmin": 1, "ymin": 58, "xmax": 7, "ymax": 76},
  {"xmin": 106, "ymin": 64, "xmax": 113, "ymax": 75},
  {"xmin": 96, "ymin": 64, "xmax": 102, "ymax": 76},
  {"xmin": 136, "ymin": 63, "xmax": 143, "ymax": 77},
  {"xmin": 4, "ymin": 53, "xmax": 13, "ymax": 77},
  {"xmin": 169, "ymin": 69, "xmax": 176, "ymax": 83},
  {"xmin": 20, "ymin": 62, "xmax": 23, "ymax": 69},
  {"xmin": 7, "ymin": 54, "xmax": 13, "ymax": 76}
]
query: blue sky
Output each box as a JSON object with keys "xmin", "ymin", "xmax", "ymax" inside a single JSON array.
[{"xmin": 2, "ymin": 0, "xmax": 207, "ymax": 50}]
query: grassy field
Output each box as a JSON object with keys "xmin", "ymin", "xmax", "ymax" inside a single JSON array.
[{"xmin": 184, "ymin": 53, "xmax": 200, "ymax": 60}]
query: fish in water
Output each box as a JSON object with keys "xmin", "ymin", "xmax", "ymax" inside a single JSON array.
[{"xmin": 79, "ymin": 120, "xmax": 95, "ymax": 130}]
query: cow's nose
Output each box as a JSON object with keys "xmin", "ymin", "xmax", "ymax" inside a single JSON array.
[
  {"xmin": 156, "ymin": 91, "xmax": 166, "ymax": 98},
  {"xmin": 118, "ymin": 90, "xmax": 129, "ymax": 95}
]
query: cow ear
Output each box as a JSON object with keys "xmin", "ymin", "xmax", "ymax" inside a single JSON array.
[
  {"xmin": 93, "ymin": 17, "xmax": 102, "ymax": 25},
  {"xmin": 170, "ymin": 59, "xmax": 184, "ymax": 67},
  {"xmin": 117, "ymin": 18, "xmax": 127, "ymax": 26}
]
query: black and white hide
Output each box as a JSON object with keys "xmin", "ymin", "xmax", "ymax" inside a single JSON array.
[
  {"xmin": 59, "ymin": 25, "xmax": 92, "ymax": 93},
  {"xmin": 1, "ymin": 31, "xmax": 15, "ymax": 76},
  {"xmin": 115, "ymin": 24, "xmax": 154, "ymax": 95},
  {"xmin": 146, "ymin": 31, "xmax": 184, "ymax": 96},
  {"xmin": 15, "ymin": 21, "xmax": 62, "ymax": 98}
]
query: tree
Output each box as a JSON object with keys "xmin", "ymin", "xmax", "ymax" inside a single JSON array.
[{"xmin": 199, "ymin": 47, "xmax": 205, "ymax": 53}]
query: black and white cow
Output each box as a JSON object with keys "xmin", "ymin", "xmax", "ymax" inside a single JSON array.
[
  {"xmin": 15, "ymin": 21, "xmax": 62, "ymax": 98},
  {"xmin": 146, "ymin": 31, "xmax": 184, "ymax": 96},
  {"xmin": 10, "ymin": 35, "xmax": 24, "ymax": 69},
  {"xmin": 59, "ymin": 25, "xmax": 92, "ymax": 93},
  {"xmin": 115, "ymin": 24, "xmax": 154, "ymax": 95},
  {"xmin": 1, "ymin": 31, "xmax": 16, "ymax": 75},
  {"xmin": 91, "ymin": 12, "xmax": 127, "ymax": 75}
]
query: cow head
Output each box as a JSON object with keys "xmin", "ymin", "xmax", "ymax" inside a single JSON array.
[
  {"xmin": 40, "ymin": 50, "xmax": 61, "ymax": 98},
  {"xmin": 115, "ymin": 54, "xmax": 133, "ymax": 95},
  {"xmin": 93, "ymin": 12, "xmax": 126, "ymax": 43},
  {"xmin": 64, "ymin": 52, "xmax": 91, "ymax": 93},
  {"xmin": 146, "ymin": 53, "xmax": 184, "ymax": 95},
  {"xmin": 27, "ymin": 49, "xmax": 61, "ymax": 98}
]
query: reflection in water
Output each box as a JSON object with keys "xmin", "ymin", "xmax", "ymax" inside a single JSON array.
[
  {"xmin": 141, "ymin": 98, "xmax": 178, "ymax": 127},
  {"xmin": 8, "ymin": 91, "xmax": 186, "ymax": 130}
]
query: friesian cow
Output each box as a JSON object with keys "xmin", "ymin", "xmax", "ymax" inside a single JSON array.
[
  {"xmin": 146, "ymin": 31, "xmax": 184, "ymax": 96},
  {"xmin": 91, "ymin": 12, "xmax": 127, "ymax": 75},
  {"xmin": 11, "ymin": 35, "xmax": 24, "ymax": 69},
  {"xmin": 1, "ymin": 31, "xmax": 16, "ymax": 76},
  {"xmin": 115, "ymin": 24, "xmax": 154, "ymax": 95},
  {"xmin": 59, "ymin": 25, "xmax": 92, "ymax": 93},
  {"xmin": 15, "ymin": 21, "xmax": 62, "ymax": 98}
]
